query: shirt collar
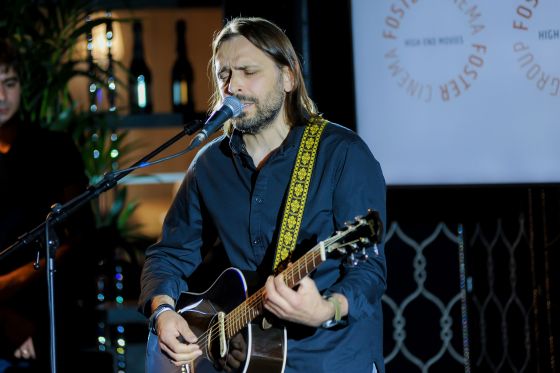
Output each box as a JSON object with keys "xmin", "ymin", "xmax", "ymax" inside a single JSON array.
[{"xmin": 228, "ymin": 124, "xmax": 306, "ymax": 156}]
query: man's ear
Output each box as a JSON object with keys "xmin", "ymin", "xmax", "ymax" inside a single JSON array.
[{"xmin": 282, "ymin": 66, "xmax": 295, "ymax": 93}]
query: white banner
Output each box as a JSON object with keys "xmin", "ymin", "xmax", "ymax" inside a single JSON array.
[{"xmin": 352, "ymin": 0, "xmax": 560, "ymax": 185}]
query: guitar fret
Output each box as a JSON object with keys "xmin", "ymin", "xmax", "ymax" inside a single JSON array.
[
  {"xmin": 229, "ymin": 310, "xmax": 235, "ymax": 337},
  {"xmin": 236, "ymin": 308, "xmax": 240, "ymax": 334}
]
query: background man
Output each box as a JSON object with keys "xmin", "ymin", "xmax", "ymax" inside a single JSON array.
[{"xmin": 0, "ymin": 38, "xmax": 97, "ymax": 372}]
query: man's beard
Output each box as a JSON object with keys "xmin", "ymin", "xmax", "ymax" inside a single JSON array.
[{"xmin": 230, "ymin": 77, "xmax": 286, "ymax": 135}]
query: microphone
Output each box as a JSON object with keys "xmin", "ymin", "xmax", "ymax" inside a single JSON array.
[{"xmin": 192, "ymin": 96, "xmax": 244, "ymax": 145}]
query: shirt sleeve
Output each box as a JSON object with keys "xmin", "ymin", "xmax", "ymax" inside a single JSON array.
[
  {"xmin": 139, "ymin": 162, "xmax": 205, "ymax": 316},
  {"xmin": 326, "ymin": 136, "xmax": 387, "ymax": 323}
]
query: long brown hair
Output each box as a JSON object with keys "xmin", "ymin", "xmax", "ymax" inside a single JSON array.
[{"xmin": 209, "ymin": 17, "xmax": 317, "ymax": 133}]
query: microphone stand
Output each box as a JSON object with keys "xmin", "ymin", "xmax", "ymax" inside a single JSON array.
[{"xmin": 0, "ymin": 119, "xmax": 204, "ymax": 372}]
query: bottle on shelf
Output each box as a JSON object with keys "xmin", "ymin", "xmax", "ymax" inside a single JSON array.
[
  {"xmin": 128, "ymin": 21, "xmax": 152, "ymax": 114},
  {"xmin": 171, "ymin": 19, "xmax": 195, "ymax": 119}
]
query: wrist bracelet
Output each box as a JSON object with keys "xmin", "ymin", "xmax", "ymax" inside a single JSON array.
[
  {"xmin": 149, "ymin": 303, "xmax": 175, "ymax": 335},
  {"xmin": 321, "ymin": 296, "xmax": 345, "ymax": 329}
]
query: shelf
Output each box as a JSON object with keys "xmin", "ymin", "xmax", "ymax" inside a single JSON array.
[
  {"xmin": 120, "ymin": 172, "xmax": 185, "ymax": 185},
  {"xmin": 97, "ymin": 301, "xmax": 147, "ymax": 325},
  {"xmin": 107, "ymin": 112, "xmax": 206, "ymax": 128},
  {"xmin": 94, "ymin": 0, "xmax": 222, "ymax": 9}
]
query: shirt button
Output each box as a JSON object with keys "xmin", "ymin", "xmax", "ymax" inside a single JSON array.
[
  {"xmin": 252, "ymin": 238, "xmax": 260, "ymax": 245},
  {"xmin": 255, "ymin": 197, "xmax": 263, "ymax": 204}
]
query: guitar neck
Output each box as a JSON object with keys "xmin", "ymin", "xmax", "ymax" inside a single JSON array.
[
  {"xmin": 219, "ymin": 211, "xmax": 378, "ymax": 339},
  {"xmin": 225, "ymin": 244, "xmax": 325, "ymax": 338}
]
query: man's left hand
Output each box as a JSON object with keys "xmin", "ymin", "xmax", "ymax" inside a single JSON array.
[{"xmin": 263, "ymin": 274, "xmax": 334, "ymax": 327}]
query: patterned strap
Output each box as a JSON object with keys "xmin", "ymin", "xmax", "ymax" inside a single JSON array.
[{"xmin": 272, "ymin": 115, "xmax": 328, "ymax": 272}]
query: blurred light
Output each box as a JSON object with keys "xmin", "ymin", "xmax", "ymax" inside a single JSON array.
[
  {"xmin": 110, "ymin": 149, "xmax": 119, "ymax": 158},
  {"xmin": 88, "ymin": 13, "xmax": 124, "ymax": 66},
  {"xmin": 137, "ymin": 75, "xmax": 147, "ymax": 108}
]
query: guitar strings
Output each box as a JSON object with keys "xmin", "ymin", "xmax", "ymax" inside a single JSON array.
[
  {"xmin": 187, "ymin": 229, "xmax": 358, "ymax": 352},
  {"xmin": 191, "ymin": 242, "xmax": 330, "ymax": 350}
]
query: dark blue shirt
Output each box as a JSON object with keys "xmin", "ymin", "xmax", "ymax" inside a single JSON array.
[{"xmin": 140, "ymin": 121, "xmax": 387, "ymax": 372}]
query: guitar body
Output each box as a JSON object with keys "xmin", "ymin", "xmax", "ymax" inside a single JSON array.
[{"xmin": 146, "ymin": 268, "xmax": 287, "ymax": 373}]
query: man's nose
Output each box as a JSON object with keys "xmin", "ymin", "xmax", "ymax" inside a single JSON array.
[{"xmin": 227, "ymin": 74, "xmax": 243, "ymax": 95}]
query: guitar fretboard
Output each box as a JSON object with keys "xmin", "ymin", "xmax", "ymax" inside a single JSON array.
[{"xmin": 224, "ymin": 244, "xmax": 325, "ymax": 338}]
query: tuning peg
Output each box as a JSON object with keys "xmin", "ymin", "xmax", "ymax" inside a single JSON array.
[
  {"xmin": 346, "ymin": 253, "xmax": 359, "ymax": 267},
  {"xmin": 373, "ymin": 243, "xmax": 379, "ymax": 256},
  {"xmin": 360, "ymin": 237, "xmax": 370, "ymax": 245},
  {"xmin": 361, "ymin": 248, "xmax": 369, "ymax": 261}
]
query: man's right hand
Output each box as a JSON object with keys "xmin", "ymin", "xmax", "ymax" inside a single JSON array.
[
  {"xmin": 13, "ymin": 336, "xmax": 36, "ymax": 360},
  {"xmin": 151, "ymin": 295, "xmax": 202, "ymax": 367}
]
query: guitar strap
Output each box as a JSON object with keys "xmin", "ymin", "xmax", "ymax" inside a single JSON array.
[{"xmin": 272, "ymin": 115, "xmax": 328, "ymax": 273}]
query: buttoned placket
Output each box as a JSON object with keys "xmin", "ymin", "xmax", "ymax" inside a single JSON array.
[
  {"xmin": 229, "ymin": 128, "xmax": 301, "ymax": 266},
  {"xmin": 248, "ymin": 159, "xmax": 268, "ymax": 259}
]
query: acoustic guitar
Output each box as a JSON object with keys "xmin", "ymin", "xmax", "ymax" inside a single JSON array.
[{"xmin": 146, "ymin": 209, "xmax": 382, "ymax": 373}]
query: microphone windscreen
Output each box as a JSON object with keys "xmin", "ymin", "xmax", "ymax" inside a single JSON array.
[{"xmin": 222, "ymin": 96, "xmax": 244, "ymax": 118}]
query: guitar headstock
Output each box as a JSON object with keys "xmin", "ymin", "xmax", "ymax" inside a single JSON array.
[{"xmin": 325, "ymin": 209, "xmax": 383, "ymax": 266}]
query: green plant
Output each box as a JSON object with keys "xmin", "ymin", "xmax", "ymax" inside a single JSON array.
[
  {"xmin": 0, "ymin": 0, "xmax": 150, "ymax": 260},
  {"xmin": 1, "ymin": 1, "xmax": 101, "ymax": 125}
]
